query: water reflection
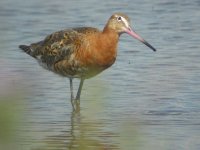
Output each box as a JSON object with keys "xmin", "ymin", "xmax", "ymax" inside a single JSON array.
[
  {"xmin": 36, "ymin": 105, "xmax": 119, "ymax": 150},
  {"xmin": 1, "ymin": 0, "xmax": 200, "ymax": 149},
  {"xmin": 71, "ymin": 99, "xmax": 80, "ymax": 112}
]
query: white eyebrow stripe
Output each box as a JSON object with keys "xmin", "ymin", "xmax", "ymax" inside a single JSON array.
[{"xmin": 121, "ymin": 16, "xmax": 129, "ymax": 28}]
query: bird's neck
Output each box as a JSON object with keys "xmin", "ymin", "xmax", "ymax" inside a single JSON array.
[
  {"xmin": 87, "ymin": 27, "xmax": 119, "ymax": 68},
  {"xmin": 103, "ymin": 25, "xmax": 118, "ymax": 35},
  {"xmin": 78, "ymin": 26, "xmax": 119, "ymax": 74},
  {"xmin": 102, "ymin": 26, "xmax": 119, "ymax": 45}
]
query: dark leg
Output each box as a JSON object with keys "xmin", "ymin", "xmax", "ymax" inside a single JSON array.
[
  {"xmin": 70, "ymin": 78, "xmax": 74, "ymax": 100},
  {"xmin": 75, "ymin": 79, "xmax": 84, "ymax": 100},
  {"xmin": 70, "ymin": 78, "xmax": 77, "ymax": 110},
  {"xmin": 70, "ymin": 78, "xmax": 83, "ymax": 111}
]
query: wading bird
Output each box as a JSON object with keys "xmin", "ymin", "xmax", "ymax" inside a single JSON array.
[{"xmin": 19, "ymin": 13, "xmax": 156, "ymax": 109}]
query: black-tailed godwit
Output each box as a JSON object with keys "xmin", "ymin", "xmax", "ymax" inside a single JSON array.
[{"xmin": 19, "ymin": 13, "xmax": 156, "ymax": 109}]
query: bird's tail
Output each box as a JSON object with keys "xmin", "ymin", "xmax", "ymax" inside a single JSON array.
[{"xmin": 19, "ymin": 45, "xmax": 34, "ymax": 57}]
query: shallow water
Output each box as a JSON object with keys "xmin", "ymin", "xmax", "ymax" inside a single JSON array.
[{"xmin": 1, "ymin": 0, "xmax": 200, "ymax": 149}]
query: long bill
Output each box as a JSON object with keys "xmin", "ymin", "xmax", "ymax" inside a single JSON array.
[{"xmin": 125, "ymin": 27, "xmax": 156, "ymax": 52}]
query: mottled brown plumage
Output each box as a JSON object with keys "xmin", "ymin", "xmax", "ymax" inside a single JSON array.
[{"xmin": 19, "ymin": 13, "xmax": 156, "ymax": 109}]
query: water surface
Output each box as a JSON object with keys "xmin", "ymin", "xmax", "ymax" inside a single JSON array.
[{"xmin": 0, "ymin": 0, "xmax": 200, "ymax": 149}]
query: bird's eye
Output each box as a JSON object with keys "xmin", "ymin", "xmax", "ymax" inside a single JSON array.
[{"xmin": 117, "ymin": 16, "xmax": 122, "ymax": 21}]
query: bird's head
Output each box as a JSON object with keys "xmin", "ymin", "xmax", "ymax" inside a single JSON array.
[{"xmin": 105, "ymin": 13, "xmax": 156, "ymax": 52}]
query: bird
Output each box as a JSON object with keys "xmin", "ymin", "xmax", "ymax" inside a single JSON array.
[{"xmin": 19, "ymin": 12, "xmax": 156, "ymax": 109}]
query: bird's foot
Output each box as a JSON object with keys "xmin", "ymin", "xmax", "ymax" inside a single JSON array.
[{"xmin": 71, "ymin": 98, "xmax": 80, "ymax": 112}]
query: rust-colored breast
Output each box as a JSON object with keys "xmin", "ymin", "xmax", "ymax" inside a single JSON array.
[{"xmin": 73, "ymin": 28, "xmax": 119, "ymax": 78}]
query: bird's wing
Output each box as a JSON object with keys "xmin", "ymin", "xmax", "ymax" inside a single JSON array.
[{"xmin": 30, "ymin": 27, "xmax": 100, "ymax": 66}]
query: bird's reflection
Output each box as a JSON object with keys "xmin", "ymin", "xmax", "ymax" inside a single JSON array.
[
  {"xmin": 68, "ymin": 103, "xmax": 81, "ymax": 149},
  {"xmin": 68, "ymin": 104, "xmax": 119, "ymax": 150},
  {"xmin": 71, "ymin": 99, "xmax": 80, "ymax": 112},
  {"xmin": 40, "ymin": 101, "xmax": 119, "ymax": 150}
]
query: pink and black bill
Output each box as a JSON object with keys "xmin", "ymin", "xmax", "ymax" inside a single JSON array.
[{"xmin": 125, "ymin": 27, "xmax": 156, "ymax": 52}]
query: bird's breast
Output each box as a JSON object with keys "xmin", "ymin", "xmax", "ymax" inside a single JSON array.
[{"xmin": 73, "ymin": 31, "xmax": 119, "ymax": 78}]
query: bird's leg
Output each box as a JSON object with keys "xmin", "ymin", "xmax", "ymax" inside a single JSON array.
[
  {"xmin": 75, "ymin": 79, "xmax": 84, "ymax": 101},
  {"xmin": 70, "ymin": 78, "xmax": 74, "ymax": 100},
  {"xmin": 69, "ymin": 78, "xmax": 76, "ymax": 110}
]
